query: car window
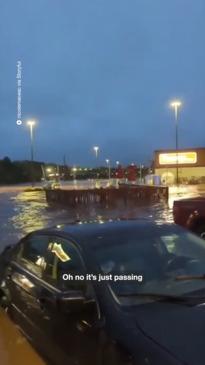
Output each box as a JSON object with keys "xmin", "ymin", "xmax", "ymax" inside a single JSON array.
[
  {"xmin": 16, "ymin": 235, "xmax": 49, "ymax": 277},
  {"xmin": 161, "ymin": 232, "xmax": 205, "ymax": 258},
  {"xmin": 43, "ymin": 237, "xmax": 87, "ymax": 292},
  {"xmin": 93, "ymin": 229, "xmax": 205, "ymax": 302}
]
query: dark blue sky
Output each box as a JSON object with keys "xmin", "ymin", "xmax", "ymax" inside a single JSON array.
[{"xmin": 0, "ymin": 0, "xmax": 204, "ymax": 166}]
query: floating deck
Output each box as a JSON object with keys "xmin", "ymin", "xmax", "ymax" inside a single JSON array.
[{"xmin": 45, "ymin": 185, "xmax": 168, "ymax": 208}]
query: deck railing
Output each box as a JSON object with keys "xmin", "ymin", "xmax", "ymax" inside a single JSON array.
[{"xmin": 45, "ymin": 185, "xmax": 168, "ymax": 208}]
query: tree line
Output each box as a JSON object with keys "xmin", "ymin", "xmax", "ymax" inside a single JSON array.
[
  {"xmin": 0, "ymin": 157, "xmax": 43, "ymax": 184},
  {"xmin": 0, "ymin": 157, "xmax": 150, "ymax": 184}
]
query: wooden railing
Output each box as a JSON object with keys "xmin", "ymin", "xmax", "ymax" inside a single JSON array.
[{"xmin": 45, "ymin": 185, "xmax": 168, "ymax": 208}]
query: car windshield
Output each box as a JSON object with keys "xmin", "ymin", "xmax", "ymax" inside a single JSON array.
[{"xmin": 93, "ymin": 226, "xmax": 205, "ymax": 304}]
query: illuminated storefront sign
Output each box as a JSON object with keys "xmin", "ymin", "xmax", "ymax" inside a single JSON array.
[{"xmin": 159, "ymin": 152, "xmax": 197, "ymax": 165}]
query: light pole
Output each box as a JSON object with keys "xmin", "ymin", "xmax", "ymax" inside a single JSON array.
[
  {"xmin": 170, "ymin": 100, "xmax": 182, "ymax": 186},
  {"xmin": 115, "ymin": 161, "xmax": 120, "ymax": 187},
  {"xmin": 27, "ymin": 120, "xmax": 36, "ymax": 186},
  {"xmin": 140, "ymin": 164, "xmax": 144, "ymax": 184},
  {"xmin": 106, "ymin": 159, "xmax": 111, "ymax": 181},
  {"xmin": 93, "ymin": 146, "xmax": 99, "ymax": 159},
  {"xmin": 93, "ymin": 146, "xmax": 99, "ymax": 183},
  {"xmin": 72, "ymin": 167, "xmax": 77, "ymax": 183}
]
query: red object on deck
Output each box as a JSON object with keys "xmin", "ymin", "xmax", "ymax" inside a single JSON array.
[
  {"xmin": 127, "ymin": 164, "xmax": 137, "ymax": 181},
  {"xmin": 115, "ymin": 165, "xmax": 125, "ymax": 179}
]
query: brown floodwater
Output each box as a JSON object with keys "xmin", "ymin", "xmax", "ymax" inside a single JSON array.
[{"xmin": 0, "ymin": 310, "xmax": 45, "ymax": 365}]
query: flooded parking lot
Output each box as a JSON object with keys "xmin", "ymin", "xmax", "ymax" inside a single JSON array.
[
  {"xmin": 0, "ymin": 186, "xmax": 173, "ymax": 252},
  {"xmin": 1, "ymin": 182, "xmax": 204, "ymax": 251},
  {"xmin": 0, "ymin": 183, "xmax": 204, "ymax": 364}
]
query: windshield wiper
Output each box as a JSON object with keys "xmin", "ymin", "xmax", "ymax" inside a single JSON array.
[{"xmin": 175, "ymin": 274, "xmax": 205, "ymax": 281}]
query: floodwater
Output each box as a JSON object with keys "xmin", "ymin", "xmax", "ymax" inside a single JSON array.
[
  {"xmin": 0, "ymin": 182, "xmax": 204, "ymax": 365},
  {"xmin": 1, "ymin": 182, "xmax": 203, "ymax": 252},
  {"xmin": 0, "ymin": 310, "xmax": 45, "ymax": 365},
  {"xmin": 0, "ymin": 186, "xmax": 174, "ymax": 252}
]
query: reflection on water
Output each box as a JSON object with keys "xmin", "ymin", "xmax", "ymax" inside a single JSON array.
[
  {"xmin": 0, "ymin": 310, "xmax": 45, "ymax": 365},
  {"xmin": 0, "ymin": 190, "xmax": 79, "ymax": 251},
  {"xmin": 0, "ymin": 189, "xmax": 175, "ymax": 253},
  {"xmin": 11, "ymin": 191, "xmax": 48, "ymax": 233}
]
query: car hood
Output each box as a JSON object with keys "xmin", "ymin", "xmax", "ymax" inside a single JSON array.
[{"xmin": 132, "ymin": 301, "xmax": 205, "ymax": 365}]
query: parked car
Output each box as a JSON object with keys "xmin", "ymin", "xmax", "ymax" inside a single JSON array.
[
  {"xmin": 173, "ymin": 197, "xmax": 205, "ymax": 238},
  {"xmin": 2, "ymin": 219, "xmax": 205, "ymax": 365}
]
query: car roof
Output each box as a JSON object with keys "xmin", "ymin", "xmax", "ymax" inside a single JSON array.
[{"xmin": 33, "ymin": 219, "xmax": 182, "ymax": 249}]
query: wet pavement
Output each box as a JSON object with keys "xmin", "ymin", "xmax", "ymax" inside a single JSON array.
[
  {"xmin": 0, "ymin": 310, "xmax": 45, "ymax": 365},
  {"xmin": 0, "ymin": 182, "xmax": 204, "ymax": 364}
]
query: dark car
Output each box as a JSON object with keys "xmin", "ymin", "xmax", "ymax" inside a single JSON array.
[
  {"xmin": 2, "ymin": 220, "xmax": 205, "ymax": 365},
  {"xmin": 173, "ymin": 197, "xmax": 205, "ymax": 238}
]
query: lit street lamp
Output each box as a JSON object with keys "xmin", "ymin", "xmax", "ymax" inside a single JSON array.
[
  {"xmin": 27, "ymin": 120, "xmax": 35, "ymax": 162},
  {"xmin": 93, "ymin": 146, "xmax": 100, "ymax": 182},
  {"xmin": 170, "ymin": 100, "xmax": 182, "ymax": 185},
  {"xmin": 106, "ymin": 159, "xmax": 111, "ymax": 180},
  {"xmin": 27, "ymin": 120, "xmax": 36, "ymax": 186},
  {"xmin": 72, "ymin": 167, "xmax": 77, "ymax": 182},
  {"xmin": 140, "ymin": 164, "xmax": 144, "ymax": 184},
  {"xmin": 93, "ymin": 146, "xmax": 99, "ymax": 159},
  {"xmin": 116, "ymin": 161, "xmax": 120, "ymax": 166}
]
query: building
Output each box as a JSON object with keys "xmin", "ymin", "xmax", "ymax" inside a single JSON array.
[{"xmin": 154, "ymin": 148, "xmax": 205, "ymax": 185}]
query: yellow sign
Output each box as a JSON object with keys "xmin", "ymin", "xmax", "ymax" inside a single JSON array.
[
  {"xmin": 48, "ymin": 242, "xmax": 71, "ymax": 262},
  {"xmin": 159, "ymin": 152, "xmax": 197, "ymax": 165}
]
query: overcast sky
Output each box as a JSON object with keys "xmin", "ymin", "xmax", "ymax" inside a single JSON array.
[{"xmin": 0, "ymin": 0, "xmax": 204, "ymax": 166}]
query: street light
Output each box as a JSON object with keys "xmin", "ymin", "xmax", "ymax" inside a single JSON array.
[
  {"xmin": 140, "ymin": 164, "xmax": 144, "ymax": 184},
  {"xmin": 93, "ymin": 146, "xmax": 99, "ymax": 159},
  {"xmin": 27, "ymin": 120, "xmax": 35, "ymax": 162},
  {"xmin": 115, "ymin": 161, "xmax": 121, "ymax": 187},
  {"xmin": 106, "ymin": 159, "xmax": 111, "ymax": 181},
  {"xmin": 93, "ymin": 146, "xmax": 100, "ymax": 183},
  {"xmin": 170, "ymin": 100, "xmax": 182, "ymax": 185},
  {"xmin": 27, "ymin": 120, "xmax": 36, "ymax": 186}
]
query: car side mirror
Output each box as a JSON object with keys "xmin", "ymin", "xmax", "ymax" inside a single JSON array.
[{"xmin": 58, "ymin": 290, "xmax": 86, "ymax": 313}]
